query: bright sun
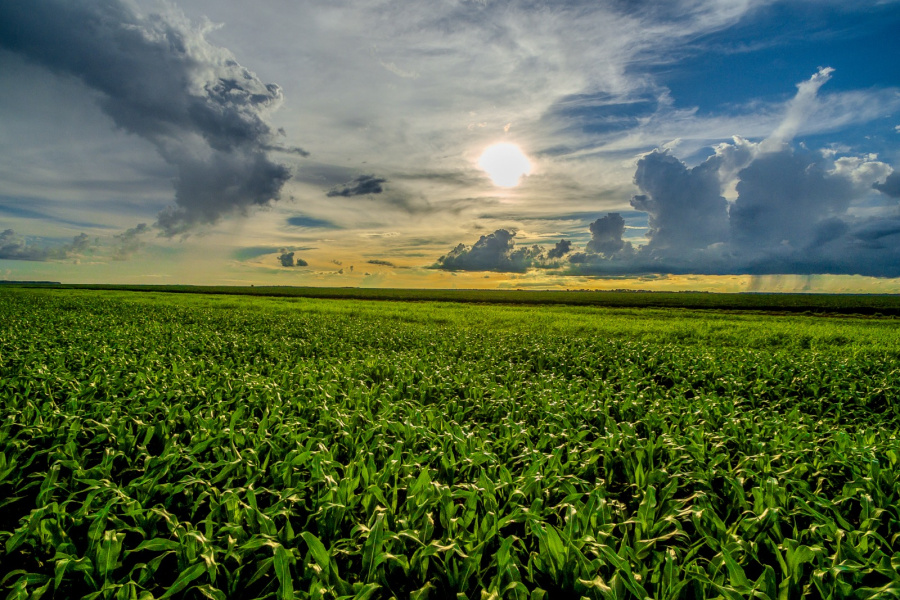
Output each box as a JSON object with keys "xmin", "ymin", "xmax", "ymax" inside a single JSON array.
[{"xmin": 478, "ymin": 143, "xmax": 532, "ymax": 188}]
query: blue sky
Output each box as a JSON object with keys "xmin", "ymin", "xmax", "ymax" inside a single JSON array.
[{"xmin": 1, "ymin": 0, "xmax": 898, "ymax": 291}]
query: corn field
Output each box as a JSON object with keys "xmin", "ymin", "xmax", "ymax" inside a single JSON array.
[{"xmin": 1, "ymin": 288, "xmax": 899, "ymax": 599}]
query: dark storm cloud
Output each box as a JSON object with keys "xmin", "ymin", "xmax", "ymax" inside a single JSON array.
[
  {"xmin": 367, "ymin": 259, "xmax": 396, "ymax": 267},
  {"xmin": 0, "ymin": 0, "xmax": 294, "ymax": 236},
  {"xmin": 434, "ymin": 229, "xmax": 542, "ymax": 273},
  {"xmin": 630, "ymin": 150, "xmax": 729, "ymax": 253},
  {"xmin": 851, "ymin": 219, "xmax": 900, "ymax": 244},
  {"xmin": 277, "ymin": 250, "xmax": 308, "ymax": 267},
  {"xmin": 874, "ymin": 172, "xmax": 900, "ymax": 198},
  {"xmin": 586, "ymin": 213, "xmax": 627, "ymax": 255},
  {"xmin": 327, "ymin": 175, "xmax": 386, "ymax": 197},
  {"xmin": 730, "ymin": 149, "xmax": 855, "ymax": 252},
  {"xmin": 278, "ymin": 251, "xmax": 295, "ymax": 267},
  {"xmin": 0, "ymin": 229, "xmax": 94, "ymax": 261},
  {"xmin": 547, "ymin": 239, "xmax": 572, "ymax": 259}
]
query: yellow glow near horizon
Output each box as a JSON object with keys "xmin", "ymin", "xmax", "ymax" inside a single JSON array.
[{"xmin": 478, "ymin": 143, "xmax": 532, "ymax": 187}]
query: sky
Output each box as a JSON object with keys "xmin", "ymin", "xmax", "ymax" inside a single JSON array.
[{"xmin": 1, "ymin": 0, "xmax": 899, "ymax": 292}]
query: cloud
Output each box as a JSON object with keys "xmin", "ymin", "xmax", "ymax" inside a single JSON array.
[
  {"xmin": 874, "ymin": 171, "xmax": 900, "ymax": 198},
  {"xmin": 630, "ymin": 150, "xmax": 729, "ymax": 254},
  {"xmin": 112, "ymin": 223, "xmax": 151, "ymax": 260},
  {"xmin": 586, "ymin": 213, "xmax": 627, "ymax": 255},
  {"xmin": 262, "ymin": 144, "xmax": 310, "ymax": 157},
  {"xmin": 547, "ymin": 239, "xmax": 573, "ymax": 259},
  {"xmin": 0, "ymin": 197, "xmax": 113, "ymax": 230},
  {"xmin": 0, "ymin": 228, "xmax": 94, "ymax": 261},
  {"xmin": 729, "ymin": 148, "xmax": 855, "ymax": 252},
  {"xmin": 421, "ymin": 68, "xmax": 900, "ymax": 280},
  {"xmin": 760, "ymin": 67, "xmax": 834, "ymax": 152},
  {"xmin": 367, "ymin": 259, "xmax": 396, "ymax": 267},
  {"xmin": 277, "ymin": 250, "xmax": 307, "ymax": 267},
  {"xmin": 566, "ymin": 139, "xmax": 899, "ymax": 278},
  {"xmin": 570, "ymin": 67, "xmax": 899, "ymax": 277},
  {"xmin": 563, "ymin": 65, "xmax": 898, "ymax": 279},
  {"xmin": 0, "ymin": 0, "xmax": 292, "ymax": 236},
  {"xmin": 327, "ymin": 175, "xmax": 386, "ymax": 197},
  {"xmin": 434, "ymin": 229, "xmax": 542, "ymax": 273}
]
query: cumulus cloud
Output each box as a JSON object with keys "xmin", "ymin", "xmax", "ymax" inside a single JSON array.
[
  {"xmin": 586, "ymin": 213, "xmax": 627, "ymax": 255},
  {"xmin": 0, "ymin": 229, "xmax": 94, "ymax": 261},
  {"xmin": 559, "ymin": 69, "xmax": 899, "ymax": 278},
  {"xmin": 729, "ymin": 148, "xmax": 855, "ymax": 252},
  {"xmin": 434, "ymin": 229, "xmax": 541, "ymax": 273},
  {"xmin": 277, "ymin": 250, "xmax": 308, "ymax": 267},
  {"xmin": 327, "ymin": 175, "xmax": 386, "ymax": 197},
  {"xmin": 0, "ymin": 0, "xmax": 295, "ymax": 236},
  {"xmin": 631, "ymin": 151, "xmax": 729, "ymax": 253},
  {"xmin": 547, "ymin": 239, "xmax": 572, "ymax": 259},
  {"xmin": 564, "ymin": 136, "xmax": 898, "ymax": 278},
  {"xmin": 278, "ymin": 251, "xmax": 295, "ymax": 267}
]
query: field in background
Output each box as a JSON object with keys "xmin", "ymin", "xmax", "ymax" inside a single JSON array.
[
  {"xmin": 1, "ymin": 288, "xmax": 899, "ymax": 599},
  {"xmin": 47, "ymin": 283, "xmax": 900, "ymax": 316}
]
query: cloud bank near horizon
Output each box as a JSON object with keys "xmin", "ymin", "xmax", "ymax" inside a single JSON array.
[
  {"xmin": 437, "ymin": 139, "xmax": 899, "ymax": 277},
  {"xmin": 0, "ymin": 229, "xmax": 94, "ymax": 262}
]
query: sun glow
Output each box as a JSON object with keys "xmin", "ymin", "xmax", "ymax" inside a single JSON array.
[{"xmin": 478, "ymin": 143, "xmax": 532, "ymax": 188}]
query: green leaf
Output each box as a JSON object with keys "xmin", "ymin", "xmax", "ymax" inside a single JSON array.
[
  {"xmin": 158, "ymin": 563, "xmax": 206, "ymax": 599},
  {"xmin": 721, "ymin": 549, "xmax": 751, "ymax": 591},
  {"xmin": 273, "ymin": 545, "xmax": 294, "ymax": 600},
  {"xmin": 786, "ymin": 543, "xmax": 820, "ymax": 581},
  {"xmin": 247, "ymin": 557, "xmax": 275, "ymax": 588},
  {"xmin": 127, "ymin": 538, "xmax": 181, "ymax": 554},
  {"xmin": 300, "ymin": 532, "xmax": 330, "ymax": 573},
  {"xmin": 543, "ymin": 525, "xmax": 566, "ymax": 571},
  {"xmin": 351, "ymin": 583, "xmax": 381, "ymax": 600},
  {"xmin": 194, "ymin": 585, "xmax": 227, "ymax": 600},
  {"xmin": 97, "ymin": 531, "xmax": 126, "ymax": 579}
]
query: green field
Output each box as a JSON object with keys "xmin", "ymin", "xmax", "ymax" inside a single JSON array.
[
  {"xmin": 53, "ymin": 283, "xmax": 900, "ymax": 316},
  {"xmin": 1, "ymin": 288, "xmax": 899, "ymax": 599}
]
